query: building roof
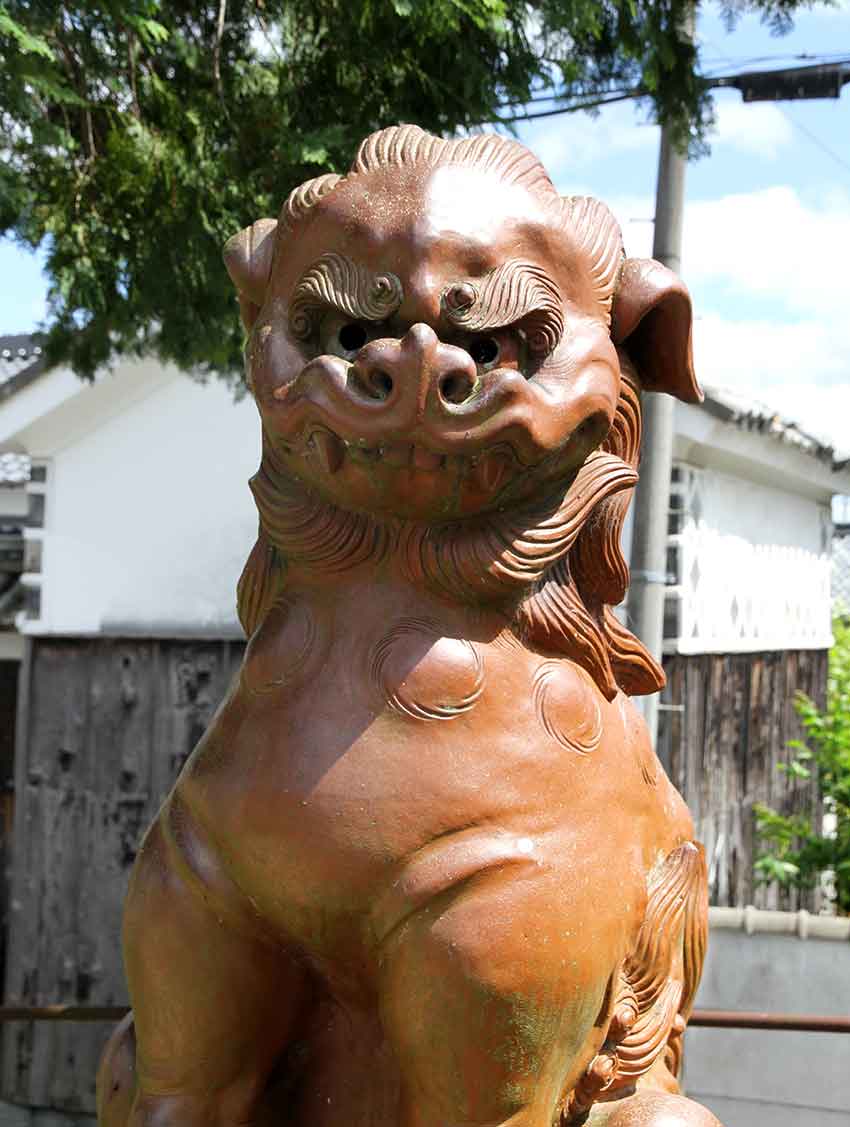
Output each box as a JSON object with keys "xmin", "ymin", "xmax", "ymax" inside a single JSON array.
[
  {"xmin": 0, "ymin": 333, "xmax": 46, "ymax": 402},
  {"xmin": 701, "ymin": 383, "xmax": 848, "ymax": 472}
]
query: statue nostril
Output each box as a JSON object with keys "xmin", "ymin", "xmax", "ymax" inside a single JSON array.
[
  {"xmin": 348, "ymin": 366, "xmax": 394, "ymax": 402},
  {"xmin": 370, "ymin": 370, "xmax": 394, "ymax": 400},
  {"xmin": 439, "ymin": 371, "xmax": 475, "ymax": 406}
]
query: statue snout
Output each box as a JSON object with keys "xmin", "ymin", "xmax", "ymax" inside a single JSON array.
[{"xmin": 347, "ymin": 323, "xmax": 480, "ymax": 420}]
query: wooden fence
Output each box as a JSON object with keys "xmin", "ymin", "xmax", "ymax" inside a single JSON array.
[
  {"xmin": 0, "ymin": 637, "xmax": 830, "ymax": 1112},
  {"xmin": 2, "ymin": 637, "xmax": 244, "ymax": 1113},
  {"xmin": 659, "ymin": 649, "xmax": 828, "ymax": 911}
]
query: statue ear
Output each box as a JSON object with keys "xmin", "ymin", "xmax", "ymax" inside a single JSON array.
[
  {"xmin": 611, "ymin": 257, "xmax": 702, "ymax": 404},
  {"xmin": 223, "ymin": 217, "xmax": 278, "ymax": 331}
]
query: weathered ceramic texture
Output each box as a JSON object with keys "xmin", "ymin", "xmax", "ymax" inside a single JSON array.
[{"xmin": 97, "ymin": 127, "xmax": 720, "ymax": 1127}]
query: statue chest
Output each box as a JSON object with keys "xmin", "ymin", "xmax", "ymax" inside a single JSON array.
[{"xmin": 181, "ymin": 591, "xmax": 660, "ymax": 967}]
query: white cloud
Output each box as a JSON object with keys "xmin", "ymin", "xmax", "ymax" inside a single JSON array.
[
  {"xmin": 693, "ymin": 316, "xmax": 850, "ymax": 454},
  {"xmin": 683, "ymin": 186, "xmax": 850, "ymax": 319},
  {"xmin": 683, "ymin": 188, "xmax": 850, "ymax": 453},
  {"xmin": 601, "ymin": 189, "xmax": 850, "ymax": 454},
  {"xmin": 603, "ymin": 184, "xmax": 850, "ymax": 323},
  {"xmin": 605, "ymin": 195, "xmax": 655, "ymax": 258},
  {"xmin": 711, "ymin": 100, "xmax": 793, "ymax": 160},
  {"xmin": 693, "ymin": 314, "xmax": 850, "ymax": 390},
  {"xmin": 519, "ymin": 102, "xmax": 659, "ymax": 189}
]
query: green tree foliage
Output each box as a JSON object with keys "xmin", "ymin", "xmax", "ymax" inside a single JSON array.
[
  {"xmin": 755, "ymin": 617, "xmax": 850, "ymax": 915},
  {"xmin": 0, "ymin": 1, "xmax": 827, "ymax": 379}
]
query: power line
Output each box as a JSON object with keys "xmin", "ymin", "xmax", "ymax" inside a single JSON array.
[
  {"xmin": 497, "ymin": 52, "xmax": 850, "ymax": 113},
  {"xmin": 494, "ymin": 88, "xmax": 644, "ymax": 124},
  {"xmin": 784, "ymin": 109, "xmax": 850, "ymax": 175},
  {"xmin": 500, "ymin": 86, "xmax": 635, "ymax": 109},
  {"xmin": 700, "ymin": 50, "xmax": 850, "ymax": 70},
  {"xmin": 490, "ymin": 59, "xmax": 850, "ymax": 126}
]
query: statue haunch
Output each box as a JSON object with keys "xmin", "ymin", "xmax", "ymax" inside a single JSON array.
[{"xmin": 97, "ymin": 126, "xmax": 721, "ymax": 1127}]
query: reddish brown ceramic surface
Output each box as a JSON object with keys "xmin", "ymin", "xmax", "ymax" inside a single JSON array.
[{"xmin": 97, "ymin": 127, "xmax": 719, "ymax": 1127}]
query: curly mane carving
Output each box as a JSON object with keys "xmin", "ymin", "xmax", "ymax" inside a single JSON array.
[
  {"xmin": 237, "ymin": 405, "xmax": 660, "ymax": 701},
  {"xmin": 288, "ymin": 252, "xmax": 404, "ymax": 341},
  {"xmin": 239, "ymin": 125, "xmax": 665, "ymax": 700},
  {"xmin": 561, "ymin": 842, "xmax": 708, "ymax": 1123},
  {"xmin": 441, "ymin": 259, "xmax": 564, "ymax": 357},
  {"xmin": 276, "ymin": 125, "xmax": 622, "ymax": 326},
  {"xmin": 518, "ymin": 361, "xmax": 665, "ymax": 698}
]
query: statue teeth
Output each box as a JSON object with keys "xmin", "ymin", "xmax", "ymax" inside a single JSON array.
[
  {"xmin": 383, "ymin": 442, "xmax": 412, "ymax": 467},
  {"xmin": 411, "ymin": 445, "xmax": 444, "ymax": 471},
  {"xmin": 311, "ymin": 429, "xmax": 345, "ymax": 474},
  {"xmin": 473, "ymin": 451, "xmax": 511, "ymax": 493},
  {"xmin": 308, "ymin": 437, "xmax": 452, "ymax": 471}
]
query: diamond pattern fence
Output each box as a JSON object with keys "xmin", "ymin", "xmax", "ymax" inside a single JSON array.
[{"xmin": 834, "ymin": 525, "xmax": 850, "ymax": 616}]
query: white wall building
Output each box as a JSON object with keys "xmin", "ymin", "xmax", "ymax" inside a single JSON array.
[
  {"xmin": 1, "ymin": 341, "xmax": 260, "ymax": 649},
  {"xmin": 665, "ymin": 388, "xmax": 846, "ymax": 655},
  {"xmin": 2, "ymin": 343, "xmax": 848, "ymax": 655}
]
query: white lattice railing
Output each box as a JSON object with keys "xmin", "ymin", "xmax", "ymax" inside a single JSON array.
[
  {"xmin": 665, "ymin": 465, "xmax": 834, "ymax": 654},
  {"xmin": 668, "ymin": 526, "xmax": 833, "ymax": 653},
  {"xmin": 834, "ymin": 530, "xmax": 850, "ymax": 612}
]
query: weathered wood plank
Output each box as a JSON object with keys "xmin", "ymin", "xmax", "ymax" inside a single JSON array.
[
  {"xmin": 662, "ymin": 648, "xmax": 829, "ymax": 911},
  {"xmin": 0, "ymin": 660, "xmax": 20, "ymax": 989},
  {"xmin": 2, "ymin": 637, "xmax": 244, "ymax": 1113}
]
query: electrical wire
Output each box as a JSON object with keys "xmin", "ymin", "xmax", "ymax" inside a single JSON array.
[
  {"xmin": 497, "ymin": 52, "xmax": 850, "ymax": 112},
  {"xmin": 494, "ymin": 88, "xmax": 645, "ymax": 124},
  {"xmin": 500, "ymin": 86, "xmax": 636, "ymax": 109},
  {"xmin": 490, "ymin": 58, "xmax": 850, "ymax": 126},
  {"xmin": 700, "ymin": 50, "xmax": 850, "ymax": 70},
  {"xmin": 783, "ymin": 109, "xmax": 850, "ymax": 175}
]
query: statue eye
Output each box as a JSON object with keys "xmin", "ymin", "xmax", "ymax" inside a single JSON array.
[
  {"xmin": 321, "ymin": 316, "xmax": 372, "ymax": 360},
  {"xmin": 337, "ymin": 322, "xmax": 369, "ymax": 354},
  {"xmin": 468, "ymin": 335, "xmax": 500, "ymax": 369}
]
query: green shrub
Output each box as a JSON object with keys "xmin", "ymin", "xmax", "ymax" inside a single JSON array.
[{"xmin": 755, "ymin": 616, "xmax": 850, "ymax": 915}]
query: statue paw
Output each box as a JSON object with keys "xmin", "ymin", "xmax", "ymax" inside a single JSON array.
[{"xmin": 586, "ymin": 1091, "xmax": 722, "ymax": 1127}]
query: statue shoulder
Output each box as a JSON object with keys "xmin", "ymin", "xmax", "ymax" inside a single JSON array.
[
  {"xmin": 240, "ymin": 596, "xmax": 329, "ymax": 697},
  {"xmin": 616, "ymin": 693, "xmax": 695, "ymax": 841}
]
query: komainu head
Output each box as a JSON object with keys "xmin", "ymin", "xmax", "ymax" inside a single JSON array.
[{"xmin": 225, "ymin": 125, "xmax": 700, "ymax": 699}]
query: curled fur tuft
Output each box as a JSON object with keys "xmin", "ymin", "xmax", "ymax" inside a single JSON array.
[
  {"xmin": 562, "ymin": 196, "xmax": 625, "ymax": 325},
  {"xmin": 279, "ymin": 173, "xmax": 343, "ymax": 234},
  {"xmin": 237, "ymin": 126, "xmax": 663, "ymax": 699},
  {"xmin": 561, "ymin": 842, "xmax": 709, "ymax": 1123},
  {"xmin": 520, "ymin": 361, "xmax": 665, "ymax": 699},
  {"xmin": 351, "ymin": 125, "xmax": 558, "ymax": 199}
]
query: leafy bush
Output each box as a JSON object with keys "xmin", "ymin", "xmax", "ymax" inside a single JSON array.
[
  {"xmin": 755, "ymin": 617, "xmax": 850, "ymax": 914},
  {"xmin": 0, "ymin": 1, "xmax": 823, "ymax": 380}
]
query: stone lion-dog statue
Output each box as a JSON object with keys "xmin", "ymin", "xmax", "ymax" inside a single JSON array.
[{"xmin": 97, "ymin": 126, "xmax": 721, "ymax": 1127}]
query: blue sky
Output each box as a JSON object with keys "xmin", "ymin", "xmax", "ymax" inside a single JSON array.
[
  {"xmin": 2, "ymin": 2, "xmax": 849, "ymax": 450},
  {"xmin": 516, "ymin": 3, "xmax": 850, "ymax": 454}
]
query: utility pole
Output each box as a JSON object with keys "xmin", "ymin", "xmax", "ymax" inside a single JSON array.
[
  {"xmin": 627, "ymin": 124, "xmax": 686, "ymax": 757},
  {"xmin": 627, "ymin": 47, "xmax": 849, "ymax": 757},
  {"xmin": 627, "ymin": 1, "xmax": 695, "ymax": 759}
]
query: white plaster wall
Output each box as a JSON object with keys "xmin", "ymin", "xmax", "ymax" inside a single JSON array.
[
  {"xmin": 32, "ymin": 364, "xmax": 260, "ymax": 635},
  {"xmin": 669, "ymin": 462, "xmax": 834, "ymax": 653},
  {"xmin": 698, "ymin": 467, "xmax": 828, "ymax": 554},
  {"xmin": 0, "ymin": 487, "xmax": 28, "ymax": 519},
  {"xmin": 686, "ymin": 928, "xmax": 850, "ymax": 1125}
]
